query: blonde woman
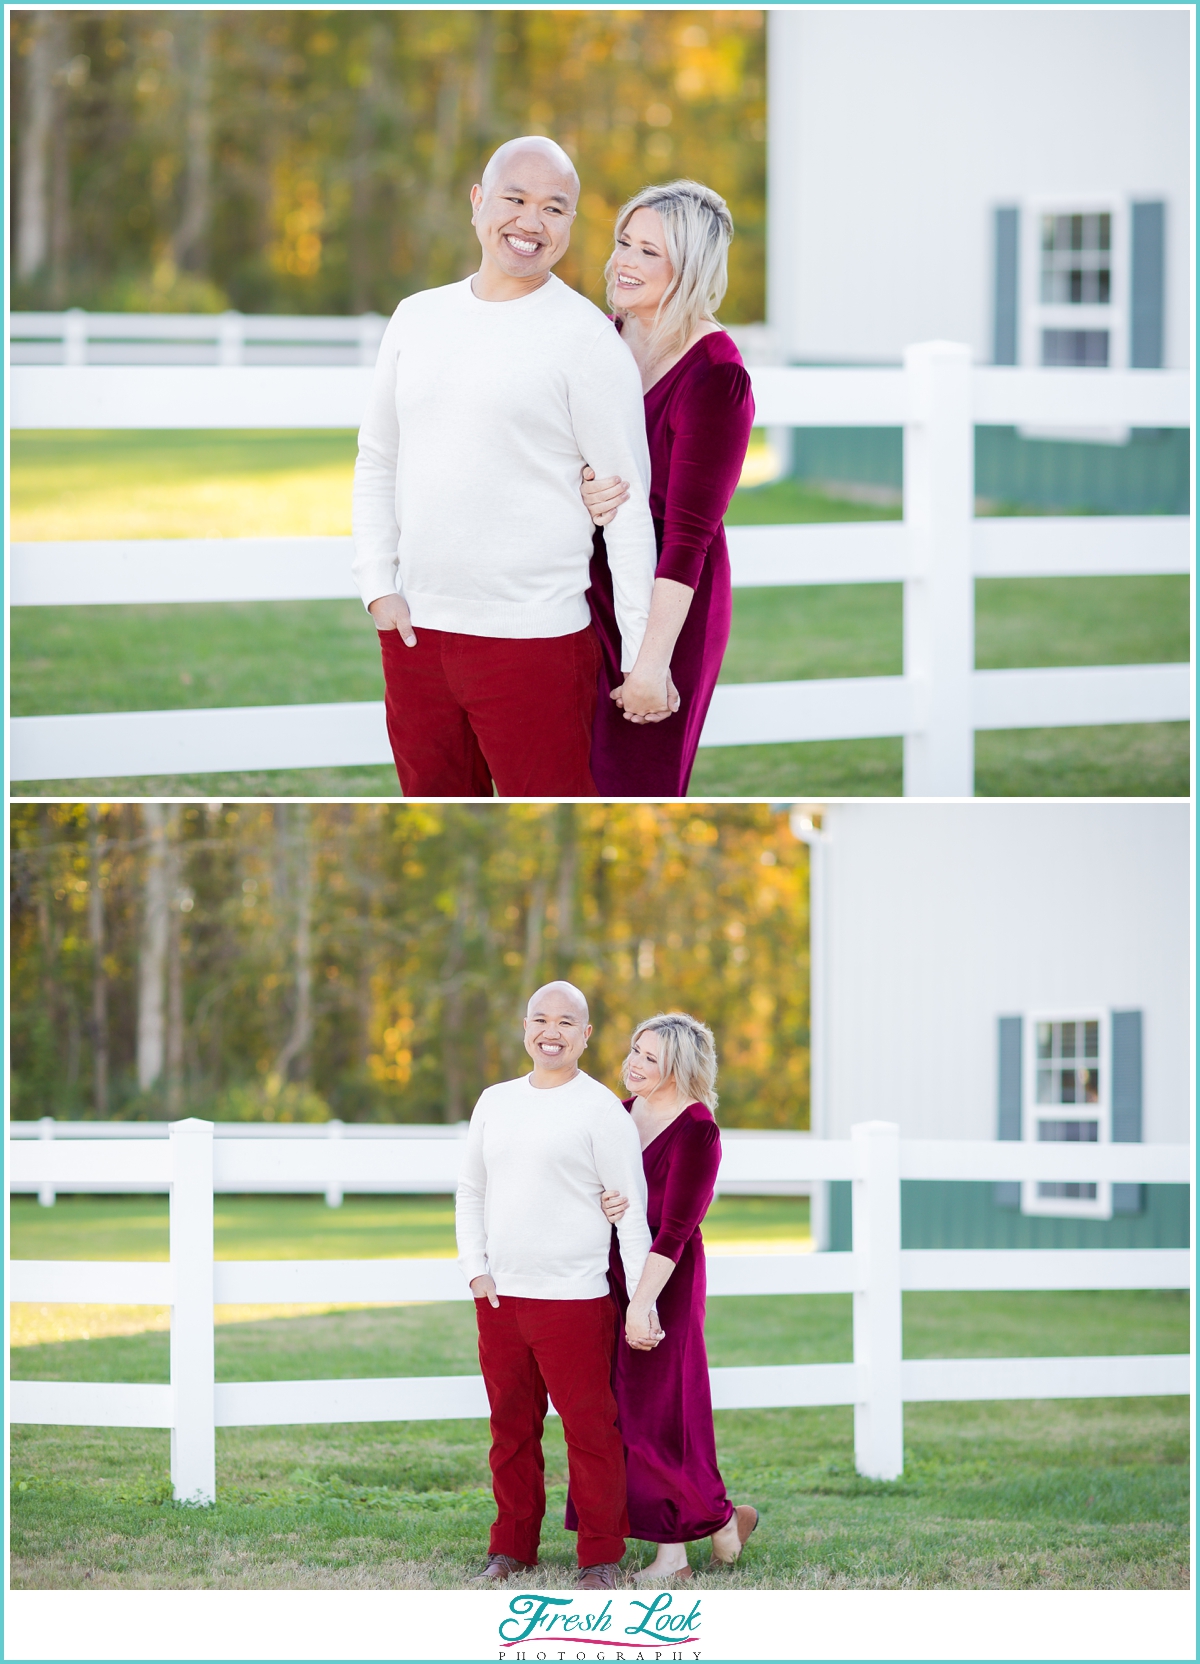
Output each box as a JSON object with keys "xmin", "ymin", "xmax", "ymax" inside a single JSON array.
[
  {"xmin": 582, "ymin": 181, "xmax": 756, "ymax": 796},
  {"xmin": 565, "ymin": 1013, "xmax": 758, "ymax": 1580}
]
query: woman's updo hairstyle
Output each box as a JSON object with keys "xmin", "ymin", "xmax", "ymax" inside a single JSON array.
[
  {"xmin": 604, "ymin": 179, "xmax": 734, "ymax": 369},
  {"xmin": 622, "ymin": 1011, "xmax": 718, "ymax": 1111}
]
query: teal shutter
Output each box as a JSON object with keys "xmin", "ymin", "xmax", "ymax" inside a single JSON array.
[
  {"xmin": 995, "ymin": 1015, "xmax": 1022, "ymax": 1207},
  {"xmin": 1111, "ymin": 1009, "xmax": 1143, "ymax": 1214},
  {"xmin": 1130, "ymin": 203, "xmax": 1165, "ymax": 369},
  {"xmin": 993, "ymin": 207, "xmax": 1019, "ymax": 365}
]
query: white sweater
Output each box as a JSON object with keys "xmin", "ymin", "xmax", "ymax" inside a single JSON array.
[
  {"xmin": 352, "ymin": 274, "xmax": 657, "ymax": 671},
  {"xmin": 455, "ymin": 1070, "xmax": 651, "ymax": 1302}
]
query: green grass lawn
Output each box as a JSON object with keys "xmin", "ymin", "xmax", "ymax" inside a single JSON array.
[
  {"xmin": 9, "ymin": 1195, "xmax": 1190, "ymax": 1589},
  {"xmin": 10, "ymin": 432, "xmax": 1190, "ymax": 798}
]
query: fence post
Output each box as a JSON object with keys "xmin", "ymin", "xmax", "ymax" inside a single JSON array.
[
  {"xmin": 357, "ymin": 312, "xmax": 384, "ymax": 366},
  {"xmin": 63, "ymin": 308, "xmax": 87, "ymax": 367},
  {"xmin": 169, "ymin": 1118, "xmax": 215, "ymax": 1504},
  {"xmin": 37, "ymin": 1116, "xmax": 57, "ymax": 1207},
  {"xmin": 324, "ymin": 1118, "xmax": 344, "ymax": 1208},
  {"xmin": 902, "ymin": 340, "xmax": 974, "ymax": 797},
  {"xmin": 851, "ymin": 1120, "xmax": 903, "ymax": 1480},
  {"xmin": 217, "ymin": 310, "xmax": 243, "ymax": 367}
]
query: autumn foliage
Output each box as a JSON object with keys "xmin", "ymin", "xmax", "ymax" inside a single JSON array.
[
  {"xmin": 11, "ymin": 9, "xmax": 766, "ymax": 319},
  {"xmin": 10, "ymin": 804, "xmax": 809, "ymax": 1129}
]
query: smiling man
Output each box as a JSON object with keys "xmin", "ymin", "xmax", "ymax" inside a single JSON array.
[
  {"xmin": 352, "ymin": 135, "xmax": 657, "ymax": 796},
  {"xmin": 455, "ymin": 981, "xmax": 651, "ymax": 1589}
]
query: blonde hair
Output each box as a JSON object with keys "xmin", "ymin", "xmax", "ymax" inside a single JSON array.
[
  {"xmin": 622, "ymin": 1012, "xmax": 719, "ymax": 1111},
  {"xmin": 604, "ymin": 179, "xmax": 734, "ymax": 369}
]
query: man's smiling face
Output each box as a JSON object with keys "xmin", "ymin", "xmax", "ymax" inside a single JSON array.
[
  {"xmin": 523, "ymin": 984, "xmax": 592, "ymax": 1082},
  {"xmin": 470, "ymin": 145, "xmax": 578, "ymax": 288}
]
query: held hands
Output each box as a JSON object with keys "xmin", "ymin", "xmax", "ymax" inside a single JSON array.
[
  {"xmin": 470, "ymin": 1275, "xmax": 500, "ymax": 1308},
  {"xmin": 600, "ymin": 1189, "xmax": 630, "ymax": 1225},
  {"xmin": 626, "ymin": 1303, "xmax": 665, "ymax": 1351},
  {"xmin": 368, "ymin": 592, "xmax": 417, "ymax": 646},
  {"xmin": 581, "ymin": 465, "xmax": 631, "ymax": 527},
  {"xmin": 612, "ymin": 668, "xmax": 681, "ymax": 724}
]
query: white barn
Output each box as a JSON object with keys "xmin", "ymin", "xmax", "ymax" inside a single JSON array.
[
  {"xmin": 767, "ymin": 8, "xmax": 1190, "ymax": 374},
  {"xmin": 795, "ymin": 801, "xmax": 1189, "ymax": 1249}
]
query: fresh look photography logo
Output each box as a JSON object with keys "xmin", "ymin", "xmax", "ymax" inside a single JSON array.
[{"xmin": 498, "ymin": 1592, "xmax": 703, "ymax": 1659}]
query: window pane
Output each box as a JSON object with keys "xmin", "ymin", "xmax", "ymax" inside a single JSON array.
[
  {"xmin": 1084, "ymin": 331, "xmax": 1109, "ymax": 367},
  {"xmin": 1042, "ymin": 215, "xmax": 1056, "ymax": 251},
  {"xmin": 1060, "ymin": 1068, "xmax": 1077, "ymax": 1104},
  {"xmin": 1098, "ymin": 269, "xmax": 1111, "ymax": 304},
  {"xmin": 1037, "ymin": 1023, "xmax": 1053, "ymax": 1059},
  {"xmin": 1084, "ymin": 1021, "xmax": 1099, "ymax": 1058},
  {"xmin": 1037, "ymin": 1067, "xmax": 1054, "ymax": 1103},
  {"xmin": 1061, "ymin": 1022, "xmax": 1077, "ymax": 1058},
  {"xmin": 1070, "ymin": 214, "xmax": 1083, "ymax": 251},
  {"xmin": 1038, "ymin": 1119, "xmax": 1099, "ymax": 1142},
  {"xmin": 1099, "ymin": 213, "xmax": 1111, "ymax": 251},
  {"xmin": 1082, "ymin": 1067, "xmax": 1100, "ymax": 1104}
]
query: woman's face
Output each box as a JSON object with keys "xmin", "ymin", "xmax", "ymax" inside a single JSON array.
[
  {"xmin": 625, "ymin": 1031, "xmax": 671, "ymax": 1099},
  {"xmin": 611, "ymin": 207, "xmax": 674, "ymax": 317}
]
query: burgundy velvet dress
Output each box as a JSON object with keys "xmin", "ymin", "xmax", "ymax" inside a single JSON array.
[
  {"xmin": 588, "ymin": 330, "xmax": 756, "ymax": 798},
  {"xmin": 581, "ymin": 1100, "xmax": 734, "ymax": 1545}
]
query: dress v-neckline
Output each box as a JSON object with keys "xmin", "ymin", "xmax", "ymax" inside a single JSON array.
[
  {"xmin": 630, "ymin": 1100, "xmax": 692, "ymax": 1152},
  {"xmin": 613, "ymin": 318, "xmax": 719, "ymax": 398},
  {"xmin": 641, "ymin": 334, "xmax": 713, "ymax": 398}
]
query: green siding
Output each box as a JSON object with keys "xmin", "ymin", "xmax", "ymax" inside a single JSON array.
[
  {"xmin": 788, "ymin": 425, "xmax": 1189, "ymax": 516},
  {"xmin": 826, "ymin": 1179, "xmax": 1189, "ymax": 1251}
]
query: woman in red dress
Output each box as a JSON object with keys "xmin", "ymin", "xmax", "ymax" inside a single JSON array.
[
  {"xmin": 587, "ymin": 1013, "xmax": 758, "ymax": 1580},
  {"xmin": 581, "ymin": 181, "xmax": 756, "ymax": 797}
]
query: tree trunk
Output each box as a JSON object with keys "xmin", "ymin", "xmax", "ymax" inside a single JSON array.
[
  {"xmin": 554, "ymin": 803, "xmax": 577, "ymax": 979},
  {"xmin": 87, "ymin": 806, "xmax": 109, "ymax": 1116},
  {"xmin": 274, "ymin": 806, "xmax": 314, "ymax": 1084},
  {"xmin": 16, "ymin": 12, "xmax": 62, "ymax": 282},
  {"xmin": 138, "ymin": 805, "xmax": 169, "ymax": 1093},
  {"xmin": 172, "ymin": 9, "xmax": 214, "ymax": 273},
  {"xmin": 35, "ymin": 811, "xmax": 61, "ymax": 1044},
  {"xmin": 47, "ymin": 23, "xmax": 71, "ymax": 307},
  {"xmin": 515, "ymin": 863, "xmax": 549, "ymax": 1060},
  {"xmin": 165, "ymin": 831, "xmax": 185, "ymax": 1118},
  {"xmin": 347, "ymin": 23, "xmax": 390, "ymax": 314}
]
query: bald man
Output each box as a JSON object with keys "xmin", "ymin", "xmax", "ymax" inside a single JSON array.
[
  {"xmin": 455, "ymin": 982, "xmax": 651, "ymax": 1588},
  {"xmin": 353, "ymin": 136, "xmax": 657, "ymax": 797}
]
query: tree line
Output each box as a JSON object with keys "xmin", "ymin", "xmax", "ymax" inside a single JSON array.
[
  {"xmin": 10, "ymin": 803, "xmax": 810, "ymax": 1129},
  {"xmin": 11, "ymin": 9, "xmax": 766, "ymax": 320}
]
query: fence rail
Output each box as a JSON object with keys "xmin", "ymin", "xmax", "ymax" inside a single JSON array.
[
  {"xmin": 8, "ymin": 1117, "xmax": 807, "ymax": 1203},
  {"xmin": 8, "ymin": 1119, "xmax": 1190, "ymax": 1501},
  {"xmin": 9, "ymin": 349, "xmax": 1191, "ymax": 793},
  {"xmin": 11, "ymin": 309, "xmax": 388, "ymax": 367}
]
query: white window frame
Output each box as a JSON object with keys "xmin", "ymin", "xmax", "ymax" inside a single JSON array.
[
  {"xmin": 1019, "ymin": 196, "xmax": 1128, "ymax": 443},
  {"xmin": 1020, "ymin": 1009, "xmax": 1112, "ymax": 1220}
]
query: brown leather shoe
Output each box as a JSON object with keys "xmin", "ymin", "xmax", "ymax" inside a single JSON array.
[
  {"xmin": 576, "ymin": 1562, "xmax": 621, "ymax": 1590},
  {"xmin": 474, "ymin": 1553, "xmax": 530, "ymax": 1583},
  {"xmin": 706, "ymin": 1504, "xmax": 759, "ymax": 1569}
]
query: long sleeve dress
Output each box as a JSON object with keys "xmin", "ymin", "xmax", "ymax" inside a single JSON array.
[
  {"xmin": 566, "ymin": 1100, "xmax": 733, "ymax": 1545},
  {"xmin": 587, "ymin": 329, "xmax": 756, "ymax": 798}
]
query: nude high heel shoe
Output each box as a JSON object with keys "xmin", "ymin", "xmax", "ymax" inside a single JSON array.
[{"xmin": 706, "ymin": 1505, "xmax": 758, "ymax": 1569}]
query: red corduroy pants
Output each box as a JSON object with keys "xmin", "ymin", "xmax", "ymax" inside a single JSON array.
[
  {"xmin": 475, "ymin": 1294, "xmax": 627, "ymax": 1568},
  {"xmin": 378, "ymin": 624, "xmax": 601, "ymax": 798}
]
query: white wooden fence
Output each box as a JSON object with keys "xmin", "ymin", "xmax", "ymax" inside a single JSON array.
[
  {"xmin": 10, "ymin": 308, "xmax": 388, "ymax": 367},
  {"xmin": 9, "ymin": 341, "xmax": 1190, "ymax": 794},
  {"xmin": 8, "ymin": 1119, "xmax": 1189, "ymax": 1502},
  {"xmin": 7, "ymin": 1117, "xmax": 803, "ymax": 1207}
]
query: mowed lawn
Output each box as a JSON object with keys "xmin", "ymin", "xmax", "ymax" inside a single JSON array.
[
  {"xmin": 9, "ymin": 1194, "xmax": 1190, "ymax": 1589},
  {"xmin": 10, "ymin": 429, "xmax": 1189, "ymax": 798}
]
